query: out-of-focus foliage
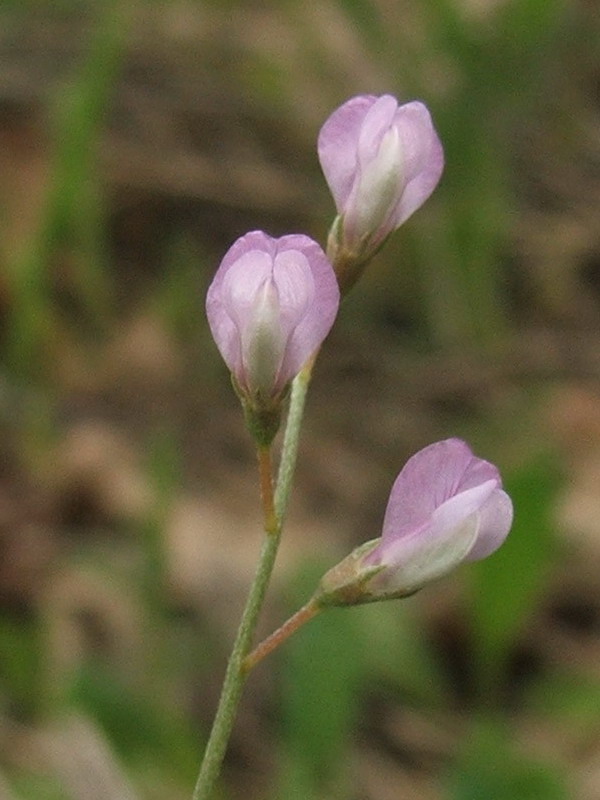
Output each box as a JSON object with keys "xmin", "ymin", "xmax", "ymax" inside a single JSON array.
[
  {"xmin": 448, "ymin": 718, "xmax": 568, "ymax": 800},
  {"xmin": 468, "ymin": 451, "xmax": 562, "ymax": 698}
]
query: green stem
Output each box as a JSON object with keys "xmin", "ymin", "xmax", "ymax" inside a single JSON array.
[
  {"xmin": 191, "ymin": 528, "xmax": 280, "ymax": 800},
  {"xmin": 275, "ymin": 361, "xmax": 313, "ymax": 521},
  {"xmin": 191, "ymin": 363, "xmax": 314, "ymax": 800}
]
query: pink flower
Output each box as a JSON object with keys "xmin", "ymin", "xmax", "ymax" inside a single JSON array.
[
  {"xmin": 318, "ymin": 94, "xmax": 444, "ymax": 259},
  {"xmin": 206, "ymin": 231, "xmax": 339, "ymax": 407},
  {"xmin": 318, "ymin": 439, "xmax": 513, "ymax": 604}
]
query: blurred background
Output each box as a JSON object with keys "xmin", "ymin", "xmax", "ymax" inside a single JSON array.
[{"xmin": 0, "ymin": 0, "xmax": 599, "ymax": 798}]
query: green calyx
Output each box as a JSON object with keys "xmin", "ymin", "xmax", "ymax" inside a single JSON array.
[
  {"xmin": 316, "ymin": 538, "xmax": 420, "ymax": 606},
  {"xmin": 327, "ymin": 215, "xmax": 387, "ymax": 296},
  {"xmin": 230, "ymin": 372, "xmax": 287, "ymax": 447},
  {"xmin": 243, "ymin": 402, "xmax": 282, "ymax": 448}
]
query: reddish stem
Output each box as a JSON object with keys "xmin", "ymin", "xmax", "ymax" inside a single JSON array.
[{"xmin": 242, "ymin": 599, "xmax": 321, "ymax": 673}]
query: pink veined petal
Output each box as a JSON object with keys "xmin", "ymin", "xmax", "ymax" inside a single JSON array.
[
  {"xmin": 380, "ymin": 439, "xmax": 493, "ymax": 542},
  {"xmin": 365, "ymin": 479, "xmax": 497, "ymax": 595},
  {"xmin": 207, "ymin": 247, "xmax": 274, "ymax": 381},
  {"xmin": 218, "ymin": 230, "xmax": 277, "ymax": 277},
  {"xmin": 370, "ymin": 516, "xmax": 480, "ymax": 595},
  {"xmin": 271, "ymin": 250, "xmax": 314, "ymax": 331},
  {"xmin": 206, "ymin": 230, "xmax": 340, "ymax": 399},
  {"xmin": 220, "ymin": 250, "xmax": 274, "ymax": 328},
  {"xmin": 206, "ymin": 231, "xmax": 278, "ymax": 377},
  {"xmin": 456, "ymin": 455, "xmax": 501, "ymax": 494},
  {"xmin": 465, "ymin": 488, "xmax": 513, "ymax": 561},
  {"xmin": 389, "ymin": 102, "xmax": 444, "ymax": 227},
  {"xmin": 268, "ymin": 248, "xmax": 314, "ymax": 389},
  {"xmin": 317, "ymin": 95, "xmax": 377, "ymax": 213},
  {"xmin": 372, "ymin": 478, "xmax": 498, "ymax": 567},
  {"xmin": 275, "ymin": 236, "xmax": 340, "ymax": 383},
  {"xmin": 344, "ymin": 98, "xmax": 405, "ymax": 247},
  {"xmin": 241, "ymin": 278, "xmax": 286, "ymax": 396},
  {"xmin": 355, "ymin": 95, "xmax": 399, "ymax": 167}
]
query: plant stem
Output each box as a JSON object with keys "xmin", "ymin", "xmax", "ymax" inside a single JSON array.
[
  {"xmin": 275, "ymin": 359, "xmax": 314, "ymax": 522},
  {"xmin": 242, "ymin": 598, "xmax": 321, "ymax": 673},
  {"xmin": 257, "ymin": 445, "xmax": 277, "ymax": 534},
  {"xmin": 191, "ymin": 525, "xmax": 280, "ymax": 800},
  {"xmin": 192, "ymin": 362, "xmax": 314, "ymax": 800}
]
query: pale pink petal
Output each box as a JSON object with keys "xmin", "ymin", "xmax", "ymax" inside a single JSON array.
[
  {"xmin": 371, "ymin": 479, "xmax": 497, "ymax": 568},
  {"xmin": 356, "ymin": 95, "xmax": 399, "ymax": 167},
  {"xmin": 391, "ymin": 102, "xmax": 445, "ymax": 227},
  {"xmin": 206, "ymin": 230, "xmax": 339, "ymax": 400},
  {"xmin": 206, "ymin": 232, "xmax": 274, "ymax": 377},
  {"xmin": 380, "ymin": 439, "xmax": 485, "ymax": 541},
  {"xmin": 317, "ymin": 439, "xmax": 513, "ymax": 605},
  {"xmin": 220, "ymin": 250, "xmax": 274, "ymax": 328},
  {"xmin": 318, "ymin": 95, "xmax": 444, "ymax": 257},
  {"xmin": 317, "ymin": 95, "xmax": 377, "ymax": 213},
  {"xmin": 465, "ymin": 489, "xmax": 513, "ymax": 561},
  {"xmin": 271, "ymin": 250, "xmax": 314, "ymax": 333},
  {"xmin": 345, "ymin": 98, "xmax": 405, "ymax": 247},
  {"xmin": 370, "ymin": 517, "xmax": 479, "ymax": 596},
  {"xmin": 275, "ymin": 235, "xmax": 340, "ymax": 384}
]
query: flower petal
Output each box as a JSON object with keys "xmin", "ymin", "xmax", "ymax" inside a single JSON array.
[
  {"xmin": 356, "ymin": 95, "xmax": 399, "ymax": 167},
  {"xmin": 240, "ymin": 278, "xmax": 285, "ymax": 396},
  {"xmin": 316, "ymin": 439, "xmax": 513, "ymax": 605},
  {"xmin": 318, "ymin": 95, "xmax": 378, "ymax": 213},
  {"xmin": 380, "ymin": 439, "xmax": 490, "ymax": 542},
  {"xmin": 465, "ymin": 488, "xmax": 513, "ymax": 561},
  {"xmin": 366, "ymin": 479, "xmax": 497, "ymax": 595},
  {"xmin": 345, "ymin": 99, "xmax": 405, "ymax": 247},
  {"xmin": 391, "ymin": 101, "xmax": 444, "ymax": 227},
  {"xmin": 373, "ymin": 478, "xmax": 497, "ymax": 564},
  {"xmin": 274, "ymin": 235, "xmax": 340, "ymax": 384},
  {"xmin": 318, "ymin": 95, "xmax": 444, "ymax": 263},
  {"xmin": 367, "ymin": 513, "xmax": 479, "ymax": 596},
  {"xmin": 206, "ymin": 230, "xmax": 339, "ymax": 400},
  {"xmin": 207, "ymin": 241, "xmax": 274, "ymax": 384}
]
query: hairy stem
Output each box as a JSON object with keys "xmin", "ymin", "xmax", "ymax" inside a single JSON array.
[
  {"xmin": 191, "ymin": 525, "xmax": 281, "ymax": 800},
  {"xmin": 275, "ymin": 360, "xmax": 314, "ymax": 522},
  {"xmin": 192, "ymin": 362, "xmax": 314, "ymax": 799},
  {"xmin": 257, "ymin": 445, "xmax": 277, "ymax": 534}
]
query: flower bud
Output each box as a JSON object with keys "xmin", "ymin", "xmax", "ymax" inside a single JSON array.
[
  {"xmin": 317, "ymin": 439, "xmax": 513, "ymax": 605},
  {"xmin": 206, "ymin": 231, "xmax": 339, "ymax": 443},
  {"xmin": 318, "ymin": 94, "xmax": 444, "ymax": 288}
]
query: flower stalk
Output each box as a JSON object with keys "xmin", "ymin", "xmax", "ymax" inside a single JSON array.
[
  {"xmin": 192, "ymin": 359, "xmax": 316, "ymax": 800},
  {"xmin": 242, "ymin": 598, "xmax": 322, "ymax": 674},
  {"xmin": 257, "ymin": 445, "xmax": 277, "ymax": 535},
  {"xmin": 191, "ymin": 529, "xmax": 279, "ymax": 800},
  {"xmin": 191, "ymin": 443, "xmax": 278, "ymax": 800}
]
